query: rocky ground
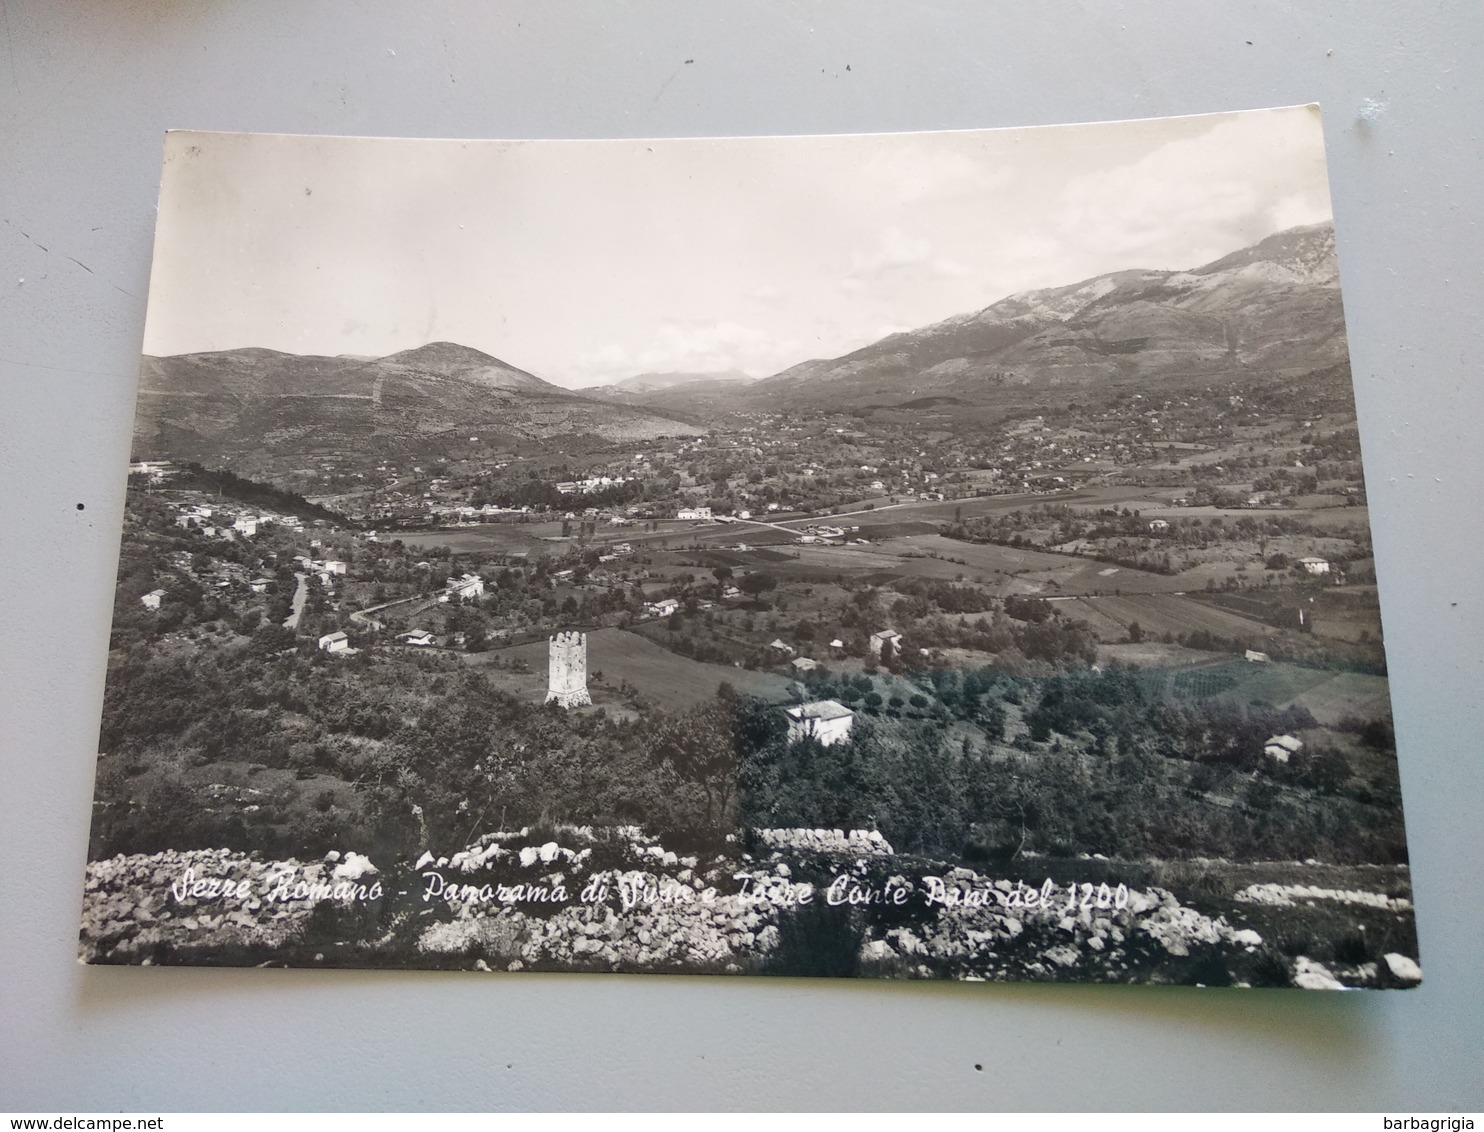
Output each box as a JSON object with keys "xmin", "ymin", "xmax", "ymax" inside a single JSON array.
[{"xmin": 79, "ymin": 827, "xmax": 1421, "ymax": 988}]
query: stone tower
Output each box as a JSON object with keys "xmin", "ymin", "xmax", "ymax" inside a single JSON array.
[{"xmin": 545, "ymin": 630, "xmax": 592, "ymax": 708}]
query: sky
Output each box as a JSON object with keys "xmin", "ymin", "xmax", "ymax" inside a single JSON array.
[{"xmin": 142, "ymin": 106, "xmax": 1334, "ymax": 388}]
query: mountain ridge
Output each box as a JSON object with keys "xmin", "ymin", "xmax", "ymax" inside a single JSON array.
[
  {"xmin": 737, "ymin": 221, "xmax": 1344, "ymax": 407},
  {"xmin": 132, "ymin": 342, "xmax": 705, "ymax": 475}
]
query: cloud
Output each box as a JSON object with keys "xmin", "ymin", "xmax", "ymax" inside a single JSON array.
[
  {"xmin": 840, "ymin": 226, "xmax": 971, "ymax": 301},
  {"xmin": 850, "ymin": 226, "xmax": 934, "ymax": 276},
  {"xmin": 1051, "ymin": 113, "xmax": 1332, "ymax": 271},
  {"xmin": 859, "ymin": 143, "xmax": 1011, "ymax": 204}
]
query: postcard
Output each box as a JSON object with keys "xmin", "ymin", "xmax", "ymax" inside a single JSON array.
[{"xmin": 81, "ymin": 108, "xmax": 1419, "ymax": 987}]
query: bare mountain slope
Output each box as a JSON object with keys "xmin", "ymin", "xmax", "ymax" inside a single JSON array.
[
  {"xmin": 745, "ymin": 222, "xmax": 1346, "ymax": 406},
  {"xmin": 133, "ymin": 342, "xmax": 703, "ymax": 471}
]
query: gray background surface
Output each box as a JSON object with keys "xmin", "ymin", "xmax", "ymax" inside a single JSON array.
[{"xmin": 2, "ymin": 1, "xmax": 1480, "ymax": 1112}]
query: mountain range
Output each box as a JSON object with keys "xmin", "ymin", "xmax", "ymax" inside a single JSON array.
[
  {"xmin": 132, "ymin": 342, "xmax": 705, "ymax": 471},
  {"xmin": 591, "ymin": 369, "xmax": 757, "ymax": 395},
  {"xmin": 728, "ymin": 222, "xmax": 1346, "ymax": 410},
  {"xmin": 134, "ymin": 222, "xmax": 1348, "ymax": 470}
]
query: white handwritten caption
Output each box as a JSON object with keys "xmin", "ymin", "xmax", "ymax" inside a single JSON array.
[
  {"xmin": 166, "ymin": 865, "xmax": 1128, "ymax": 916},
  {"xmin": 168, "ymin": 866, "xmax": 383, "ymax": 905}
]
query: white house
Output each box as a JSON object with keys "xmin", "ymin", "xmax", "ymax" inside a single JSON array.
[
  {"xmin": 1244, "ymin": 649, "xmax": 1271, "ymax": 663},
  {"xmin": 248, "ymin": 578, "xmax": 271, "ymax": 594},
  {"xmin": 318, "ymin": 631, "xmax": 350, "ymax": 654},
  {"xmin": 322, "ymin": 560, "xmax": 348, "ymax": 576},
  {"xmin": 1264, "ymin": 734, "xmax": 1304, "ymax": 763},
  {"xmin": 1299, "ymin": 556, "xmax": 1331, "ymax": 576},
  {"xmin": 445, "ymin": 573, "xmax": 484, "ymax": 600},
  {"xmin": 232, "ymin": 516, "xmax": 258, "ymax": 537},
  {"xmin": 647, "ymin": 598, "xmax": 680, "ymax": 618},
  {"xmin": 129, "ymin": 459, "xmax": 174, "ymax": 483},
  {"xmin": 677, "ymin": 506, "xmax": 712, "ymax": 521},
  {"xmin": 1148, "ymin": 518, "xmax": 1170, "ymax": 532},
  {"xmin": 785, "ymin": 700, "xmax": 855, "ymax": 747},
  {"xmin": 140, "ymin": 589, "xmax": 166, "ymax": 610},
  {"xmin": 790, "ymin": 657, "xmax": 819, "ymax": 672},
  {"xmin": 869, "ymin": 629, "xmax": 903, "ymax": 658},
  {"xmin": 768, "ymin": 638, "xmax": 796, "ymax": 655},
  {"xmin": 399, "ymin": 629, "xmax": 434, "ymax": 647},
  {"xmin": 829, "ymin": 638, "xmax": 845, "ymax": 650}
]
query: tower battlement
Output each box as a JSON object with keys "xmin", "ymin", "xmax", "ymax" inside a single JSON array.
[{"xmin": 545, "ymin": 630, "xmax": 592, "ymax": 708}]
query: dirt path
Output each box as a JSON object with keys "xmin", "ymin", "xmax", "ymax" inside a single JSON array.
[{"xmin": 282, "ymin": 572, "xmax": 309, "ymax": 629}]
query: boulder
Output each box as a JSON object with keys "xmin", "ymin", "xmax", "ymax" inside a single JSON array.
[
  {"xmin": 1383, "ymin": 953, "xmax": 1422, "ymax": 983},
  {"xmin": 1043, "ymin": 945, "xmax": 1081, "ymax": 968},
  {"xmin": 1293, "ymin": 956, "xmax": 1347, "ymax": 991},
  {"xmin": 332, "ymin": 852, "xmax": 378, "ymax": 880}
]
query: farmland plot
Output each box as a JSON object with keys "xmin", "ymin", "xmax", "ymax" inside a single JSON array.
[
  {"xmin": 1060, "ymin": 592, "xmax": 1277, "ymax": 643},
  {"xmin": 893, "ymin": 534, "xmax": 1188, "ymax": 595},
  {"xmin": 477, "ymin": 627, "xmax": 793, "ymax": 711}
]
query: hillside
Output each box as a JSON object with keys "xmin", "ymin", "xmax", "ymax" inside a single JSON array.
[
  {"xmin": 133, "ymin": 342, "xmax": 704, "ymax": 474},
  {"xmin": 744, "ymin": 222, "xmax": 1347, "ymax": 407},
  {"xmin": 596, "ymin": 369, "xmax": 756, "ymax": 395}
]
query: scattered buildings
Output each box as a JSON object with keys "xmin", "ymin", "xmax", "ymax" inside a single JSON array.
[
  {"xmin": 128, "ymin": 460, "xmax": 175, "ymax": 483},
  {"xmin": 785, "ymin": 700, "xmax": 855, "ymax": 747}
]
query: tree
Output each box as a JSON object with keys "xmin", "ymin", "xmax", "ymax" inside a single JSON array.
[
  {"xmin": 737, "ymin": 572, "xmax": 777, "ymax": 599},
  {"xmin": 879, "ymin": 637, "xmax": 895, "ymax": 667},
  {"xmin": 651, "ymin": 702, "xmax": 739, "ymax": 832}
]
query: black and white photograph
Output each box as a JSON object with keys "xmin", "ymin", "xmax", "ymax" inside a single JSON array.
[{"xmin": 79, "ymin": 107, "xmax": 1419, "ymax": 988}]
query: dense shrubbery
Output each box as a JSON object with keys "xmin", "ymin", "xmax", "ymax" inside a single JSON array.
[
  {"xmin": 734, "ymin": 665, "xmax": 1407, "ymax": 867},
  {"xmin": 93, "ymin": 635, "xmax": 742, "ymax": 860},
  {"xmin": 175, "ymin": 463, "xmax": 348, "ymax": 525}
]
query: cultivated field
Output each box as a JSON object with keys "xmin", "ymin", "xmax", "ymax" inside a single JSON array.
[
  {"xmin": 1054, "ymin": 592, "xmax": 1278, "ymax": 643},
  {"xmin": 471, "ymin": 627, "xmax": 794, "ymax": 711}
]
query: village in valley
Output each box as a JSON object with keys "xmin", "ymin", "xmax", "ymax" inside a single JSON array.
[
  {"xmin": 89, "ymin": 342, "xmax": 1414, "ymax": 988},
  {"xmin": 120, "ymin": 367, "xmax": 1384, "ymax": 739},
  {"xmin": 82, "ymin": 121, "xmax": 1418, "ymax": 987}
]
